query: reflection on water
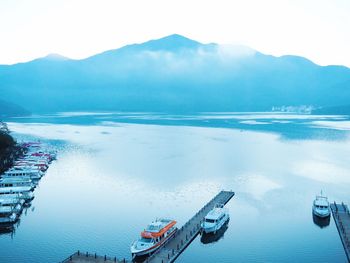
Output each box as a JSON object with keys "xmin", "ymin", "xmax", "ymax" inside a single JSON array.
[
  {"xmin": 0, "ymin": 227, "xmax": 15, "ymax": 238},
  {"xmin": 312, "ymin": 214, "xmax": 331, "ymax": 229},
  {"xmin": 200, "ymin": 220, "xmax": 229, "ymax": 244},
  {"xmin": 0, "ymin": 113, "xmax": 349, "ymax": 262},
  {"xmin": 6, "ymin": 112, "xmax": 350, "ymax": 141},
  {"xmin": 0, "ymin": 220, "xmax": 19, "ymax": 239}
]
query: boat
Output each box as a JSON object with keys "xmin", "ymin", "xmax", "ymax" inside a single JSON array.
[
  {"xmin": 201, "ymin": 203, "xmax": 229, "ymax": 234},
  {"xmin": 0, "ymin": 196, "xmax": 25, "ymax": 207},
  {"xmin": 200, "ymin": 218, "xmax": 229, "ymax": 244},
  {"xmin": 312, "ymin": 191, "xmax": 331, "ymax": 218},
  {"xmin": 131, "ymin": 218, "xmax": 177, "ymax": 257},
  {"xmin": 0, "ymin": 186, "xmax": 34, "ymax": 202},
  {"xmin": 0, "ymin": 202, "xmax": 23, "ymax": 214},
  {"xmin": 0, "ymin": 212, "xmax": 18, "ymax": 227},
  {"xmin": 2, "ymin": 168, "xmax": 42, "ymax": 180},
  {"xmin": 0, "ymin": 198, "xmax": 22, "ymax": 226},
  {"xmin": 0, "ymin": 177, "xmax": 36, "ymax": 190}
]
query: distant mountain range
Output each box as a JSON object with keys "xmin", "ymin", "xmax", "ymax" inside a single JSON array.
[{"xmin": 1, "ymin": 34, "xmax": 350, "ymax": 114}]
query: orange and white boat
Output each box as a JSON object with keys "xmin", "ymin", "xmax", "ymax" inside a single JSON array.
[{"xmin": 131, "ymin": 218, "xmax": 177, "ymax": 257}]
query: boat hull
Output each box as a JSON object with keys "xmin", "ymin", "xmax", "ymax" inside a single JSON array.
[
  {"xmin": 131, "ymin": 228, "xmax": 177, "ymax": 257},
  {"xmin": 201, "ymin": 214, "xmax": 229, "ymax": 234},
  {"xmin": 312, "ymin": 206, "xmax": 330, "ymax": 218}
]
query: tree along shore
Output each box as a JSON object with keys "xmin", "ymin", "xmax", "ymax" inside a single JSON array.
[{"xmin": 0, "ymin": 121, "xmax": 26, "ymax": 174}]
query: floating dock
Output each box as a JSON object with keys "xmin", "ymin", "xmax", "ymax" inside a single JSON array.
[
  {"xmin": 62, "ymin": 190, "xmax": 235, "ymax": 263},
  {"xmin": 330, "ymin": 202, "xmax": 350, "ymax": 262}
]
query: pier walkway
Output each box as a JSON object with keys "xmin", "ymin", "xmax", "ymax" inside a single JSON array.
[
  {"xmin": 61, "ymin": 251, "xmax": 130, "ymax": 263},
  {"xmin": 146, "ymin": 190, "xmax": 235, "ymax": 263},
  {"xmin": 330, "ymin": 202, "xmax": 350, "ymax": 262},
  {"xmin": 61, "ymin": 190, "xmax": 235, "ymax": 263}
]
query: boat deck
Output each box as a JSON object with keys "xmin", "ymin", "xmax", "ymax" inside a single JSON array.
[{"xmin": 330, "ymin": 202, "xmax": 350, "ymax": 262}]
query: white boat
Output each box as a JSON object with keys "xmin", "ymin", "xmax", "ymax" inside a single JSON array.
[
  {"xmin": 0, "ymin": 196, "xmax": 25, "ymax": 207},
  {"xmin": 0, "ymin": 177, "xmax": 36, "ymax": 190},
  {"xmin": 0, "ymin": 193, "xmax": 26, "ymax": 200},
  {"xmin": 0, "ymin": 186, "xmax": 34, "ymax": 202},
  {"xmin": 201, "ymin": 203, "xmax": 229, "ymax": 234},
  {"xmin": 131, "ymin": 218, "xmax": 177, "ymax": 257},
  {"xmin": 0, "ymin": 196, "xmax": 23, "ymax": 223},
  {"xmin": 0, "ymin": 212, "xmax": 18, "ymax": 226},
  {"xmin": 2, "ymin": 168, "xmax": 42, "ymax": 180},
  {"xmin": 313, "ymin": 191, "xmax": 330, "ymax": 218},
  {"xmin": 0, "ymin": 203, "xmax": 23, "ymax": 214}
]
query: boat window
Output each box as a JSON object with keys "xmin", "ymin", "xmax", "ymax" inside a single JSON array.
[
  {"xmin": 140, "ymin": 238, "xmax": 152, "ymax": 243},
  {"xmin": 205, "ymin": 219, "xmax": 215, "ymax": 223}
]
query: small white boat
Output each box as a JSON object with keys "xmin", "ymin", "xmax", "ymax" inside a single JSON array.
[
  {"xmin": 0, "ymin": 177, "xmax": 36, "ymax": 190},
  {"xmin": 0, "ymin": 186, "xmax": 34, "ymax": 202},
  {"xmin": 131, "ymin": 218, "xmax": 177, "ymax": 257},
  {"xmin": 201, "ymin": 203, "xmax": 229, "ymax": 234},
  {"xmin": 312, "ymin": 191, "xmax": 330, "ymax": 218},
  {"xmin": 0, "ymin": 196, "xmax": 25, "ymax": 207},
  {"xmin": 0, "ymin": 196, "xmax": 23, "ymax": 222},
  {"xmin": 2, "ymin": 168, "xmax": 42, "ymax": 180},
  {"xmin": 0, "ymin": 203, "xmax": 23, "ymax": 214},
  {"xmin": 0, "ymin": 212, "xmax": 18, "ymax": 226}
]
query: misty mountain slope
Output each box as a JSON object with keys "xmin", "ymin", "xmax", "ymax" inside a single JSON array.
[
  {"xmin": 0, "ymin": 34, "xmax": 350, "ymax": 113},
  {"xmin": 0, "ymin": 99, "xmax": 30, "ymax": 117}
]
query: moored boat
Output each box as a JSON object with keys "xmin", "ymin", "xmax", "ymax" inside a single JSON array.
[
  {"xmin": 0, "ymin": 212, "xmax": 18, "ymax": 227},
  {"xmin": 0, "ymin": 186, "xmax": 34, "ymax": 202},
  {"xmin": 201, "ymin": 203, "xmax": 229, "ymax": 234},
  {"xmin": 312, "ymin": 191, "xmax": 330, "ymax": 218},
  {"xmin": 0, "ymin": 177, "xmax": 36, "ymax": 190},
  {"xmin": 2, "ymin": 168, "xmax": 42, "ymax": 180},
  {"xmin": 131, "ymin": 218, "xmax": 177, "ymax": 257}
]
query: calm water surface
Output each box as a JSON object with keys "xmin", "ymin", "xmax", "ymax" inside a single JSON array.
[{"xmin": 1, "ymin": 112, "xmax": 350, "ymax": 262}]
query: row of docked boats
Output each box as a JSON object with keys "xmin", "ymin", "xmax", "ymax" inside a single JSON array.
[{"xmin": 0, "ymin": 142, "xmax": 56, "ymax": 228}]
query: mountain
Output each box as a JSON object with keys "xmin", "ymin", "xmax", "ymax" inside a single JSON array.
[
  {"xmin": 0, "ymin": 99, "xmax": 30, "ymax": 117},
  {"xmin": 0, "ymin": 34, "xmax": 350, "ymax": 113}
]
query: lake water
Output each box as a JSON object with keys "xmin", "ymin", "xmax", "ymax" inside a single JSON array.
[{"xmin": 1, "ymin": 112, "xmax": 350, "ymax": 263}]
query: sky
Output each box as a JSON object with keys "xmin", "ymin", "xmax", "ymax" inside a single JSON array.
[{"xmin": 0, "ymin": 0, "xmax": 350, "ymax": 67}]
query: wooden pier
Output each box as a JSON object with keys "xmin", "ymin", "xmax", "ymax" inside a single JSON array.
[
  {"xmin": 61, "ymin": 251, "xmax": 130, "ymax": 263},
  {"xmin": 330, "ymin": 202, "xmax": 350, "ymax": 262},
  {"xmin": 61, "ymin": 190, "xmax": 235, "ymax": 263}
]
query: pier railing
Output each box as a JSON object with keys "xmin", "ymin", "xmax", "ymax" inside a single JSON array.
[
  {"xmin": 330, "ymin": 202, "xmax": 350, "ymax": 262},
  {"xmin": 61, "ymin": 250, "xmax": 130, "ymax": 263}
]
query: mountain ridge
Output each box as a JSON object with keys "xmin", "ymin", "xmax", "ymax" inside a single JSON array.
[{"xmin": 0, "ymin": 34, "xmax": 349, "ymax": 113}]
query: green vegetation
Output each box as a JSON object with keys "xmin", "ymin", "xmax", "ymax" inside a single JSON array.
[{"xmin": 0, "ymin": 121, "xmax": 25, "ymax": 174}]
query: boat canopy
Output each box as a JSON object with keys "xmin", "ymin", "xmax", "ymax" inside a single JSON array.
[{"xmin": 141, "ymin": 219, "xmax": 176, "ymax": 238}]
